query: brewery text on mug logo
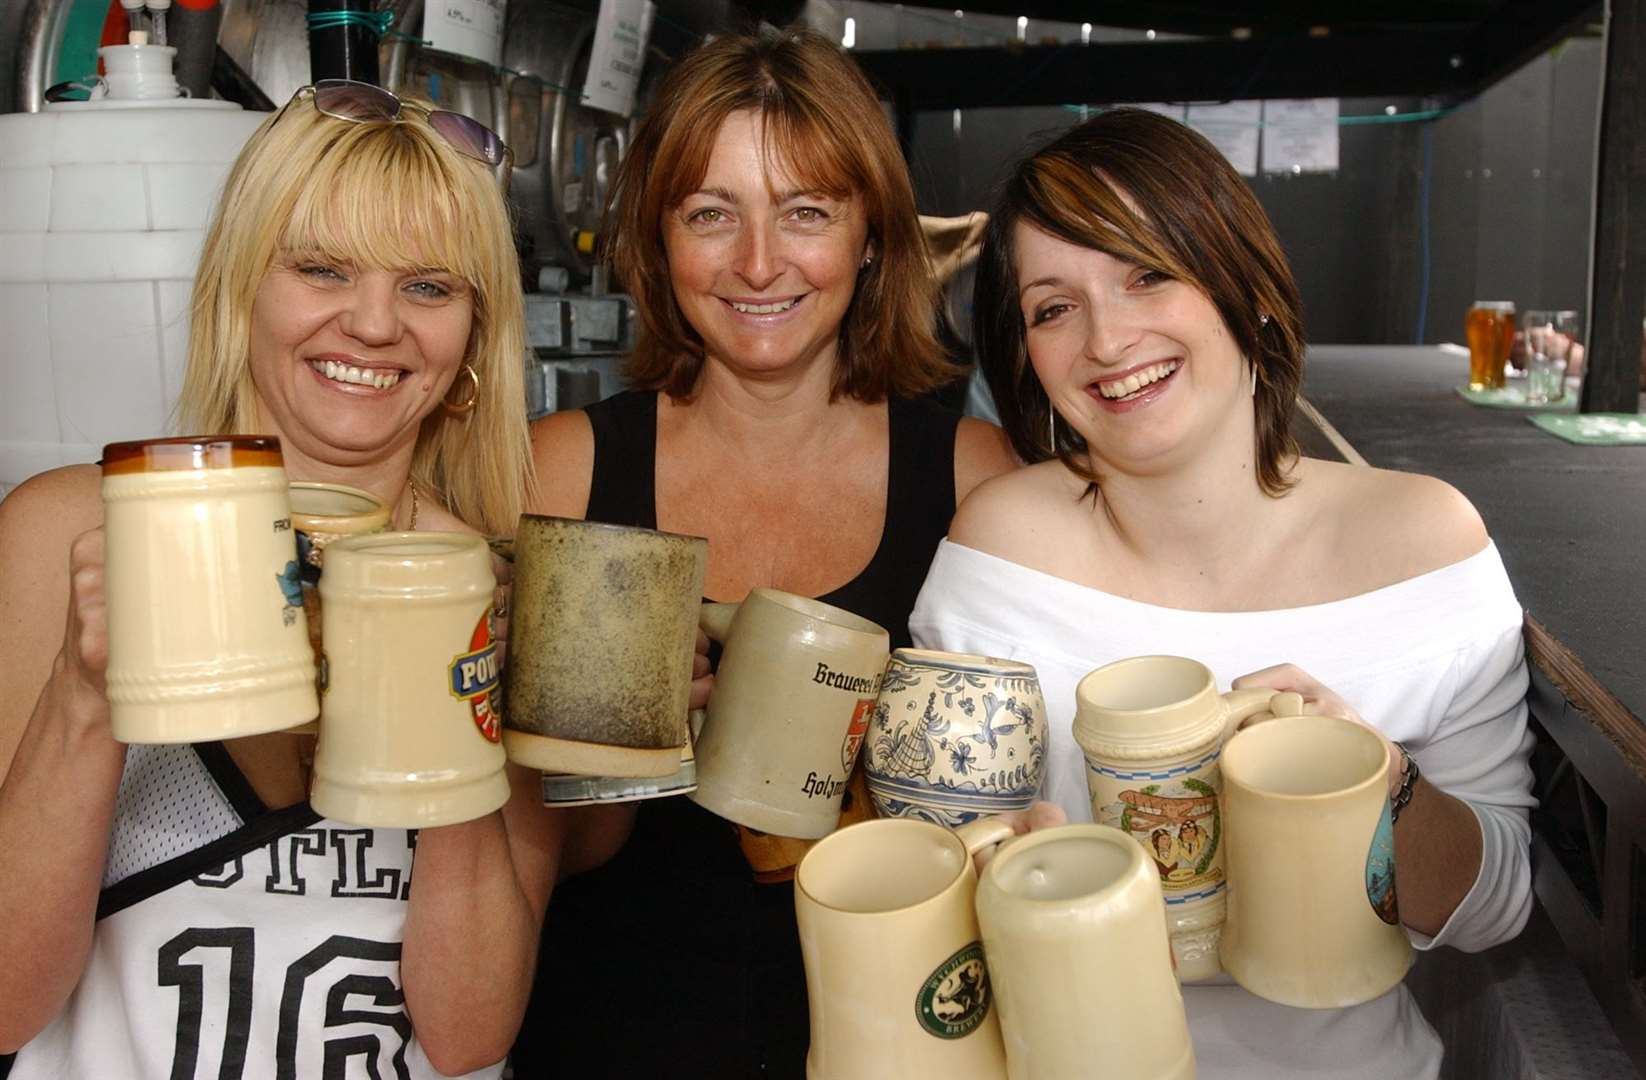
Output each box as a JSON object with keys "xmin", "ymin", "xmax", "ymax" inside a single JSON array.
[{"xmin": 448, "ymin": 612, "xmax": 502, "ymax": 742}]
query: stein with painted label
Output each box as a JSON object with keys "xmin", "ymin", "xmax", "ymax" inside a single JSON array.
[
  {"xmin": 1073, "ymin": 655, "xmax": 1305, "ymax": 981},
  {"xmin": 794, "ymin": 815, "xmax": 1012, "ymax": 1079},
  {"xmin": 692, "ymin": 589, "xmax": 890, "ymax": 839},
  {"xmin": 1219, "ymin": 715, "xmax": 1412, "ymax": 1008},
  {"xmin": 101, "ymin": 436, "xmax": 317, "ymax": 743},
  {"xmin": 310, "ymin": 532, "xmax": 509, "ymax": 828}
]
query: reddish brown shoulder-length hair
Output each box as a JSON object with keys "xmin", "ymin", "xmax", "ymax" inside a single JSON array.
[
  {"xmin": 973, "ymin": 108, "xmax": 1305, "ymax": 496},
  {"xmin": 601, "ymin": 25, "xmax": 952, "ymax": 402}
]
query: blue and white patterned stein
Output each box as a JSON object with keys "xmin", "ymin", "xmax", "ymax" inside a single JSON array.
[{"xmin": 864, "ymin": 649, "xmax": 1047, "ymax": 829}]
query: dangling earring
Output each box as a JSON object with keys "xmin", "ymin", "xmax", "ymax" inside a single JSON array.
[
  {"xmin": 442, "ymin": 362, "xmax": 481, "ymax": 416},
  {"xmin": 1249, "ymin": 361, "xmax": 1258, "ymax": 398},
  {"xmin": 1047, "ymin": 407, "xmax": 1058, "ymax": 451}
]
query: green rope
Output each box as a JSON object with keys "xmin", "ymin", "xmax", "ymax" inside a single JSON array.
[{"xmin": 306, "ymin": 9, "xmax": 396, "ymax": 36}]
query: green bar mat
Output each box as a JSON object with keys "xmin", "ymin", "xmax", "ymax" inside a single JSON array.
[
  {"xmin": 1528, "ymin": 413, "xmax": 1646, "ymax": 445},
  {"xmin": 1454, "ymin": 384, "xmax": 1579, "ymax": 411}
]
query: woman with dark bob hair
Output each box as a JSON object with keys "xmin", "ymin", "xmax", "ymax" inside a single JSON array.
[
  {"xmin": 512, "ymin": 26, "xmax": 1020, "ymax": 1077},
  {"xmin": 910, "ymin": 109, "xmax": 1534, "ymax": 1077}
]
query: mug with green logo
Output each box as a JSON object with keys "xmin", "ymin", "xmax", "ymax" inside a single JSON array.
[{"xmin": 794, "ymin": 816, "xmax": 1012, "ymax": 1079}]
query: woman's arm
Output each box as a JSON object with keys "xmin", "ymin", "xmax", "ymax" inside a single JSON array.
[
  {"xmin": 0, "ymin": 468, "xmax": 124, "ymax": 1051},
  {"xmin": 400, "ymin": 763, "xmax": 565, "ymax": 1073}
]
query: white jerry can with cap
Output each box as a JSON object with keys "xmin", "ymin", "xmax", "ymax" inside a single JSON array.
[{"xmin": 0, "ymin": 38, "xmax": 266, "ymax": 496}]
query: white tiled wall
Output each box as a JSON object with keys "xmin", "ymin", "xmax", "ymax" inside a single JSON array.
[{"xmin": 0, "ymin": 106, "xmax": 262, "ymax": 493}]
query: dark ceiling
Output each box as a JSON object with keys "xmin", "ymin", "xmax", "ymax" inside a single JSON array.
[{"xmin": 725, "ymin": 0, "xmax": 1603, "ymax": 110}]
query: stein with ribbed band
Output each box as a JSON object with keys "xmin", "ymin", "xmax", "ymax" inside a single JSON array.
[{"xmin": 101, "ymin": 435, "xmax": 317, "ymax": 743}]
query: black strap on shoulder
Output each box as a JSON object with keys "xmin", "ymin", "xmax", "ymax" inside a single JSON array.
[
  {"xmin": 584, "ymin": 390, "xmax": 660, "ymax": 529},
  {"xmin": 193, "ymin": 741, "xmax": 267, "ymax": 822}
]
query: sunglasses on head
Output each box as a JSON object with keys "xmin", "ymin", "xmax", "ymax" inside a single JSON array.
[{"xmin": 282, "ymin": 79, "xmax": 513, "ymax": 192}]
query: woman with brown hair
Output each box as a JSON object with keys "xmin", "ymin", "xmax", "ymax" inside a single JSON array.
[
  {"xmin": 512, "ymin": 25, "xmax": 1017, "ymax": 1078},
  {"xmin": 910, "ymin": 108, "xmax": 1535, "ymax": 1077}
]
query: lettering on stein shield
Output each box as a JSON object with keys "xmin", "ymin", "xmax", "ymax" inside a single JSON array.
[
  {"xmin": 915, "ymin": 941, "xmax": 991, "ymax": 1038},
  {"xmin": 448, "ymin": 611, "xmax": 502, "ymax": 742}
]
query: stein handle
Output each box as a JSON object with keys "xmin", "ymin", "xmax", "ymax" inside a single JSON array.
[
  {"xmin": 1220, "ymin": 689, "xmax": 1309, "ymax": 743},
  {"xmin": 953, "ymin": 815, "xmax": 1019, "ymax": 863},
  {"xmin": 699, "ymin": 600, "xmax": 740, "ymax": 643}
]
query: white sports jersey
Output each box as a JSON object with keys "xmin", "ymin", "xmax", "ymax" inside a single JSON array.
[{"xmin": 13, "ymin": 744, "xmax": 502, "ymax": 1079}]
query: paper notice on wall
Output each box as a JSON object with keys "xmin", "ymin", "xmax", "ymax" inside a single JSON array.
[
  {"xmin": 423, "ymin": 0, "xmax": 506, "ymax": 68},
  {"xmin": 582, "ymin": 0, "xmax": 656, "ymax": 118},
  {"xmin": 1186, "ymin": 101, "xmax": 1260, "ymax": 176},
  {"xmin": 1262, "ymin": 99, "xmax": 1339, "ymax": 174}
]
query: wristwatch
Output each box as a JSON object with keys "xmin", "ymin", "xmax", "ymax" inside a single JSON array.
[{"xmin": 1389, "ymin": 742, "xmax": 1420, "ymax": 825}]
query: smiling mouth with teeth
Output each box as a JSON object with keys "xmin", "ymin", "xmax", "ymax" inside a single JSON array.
[
  {"xmin": 310, "ymin": 359, "xmax": 405, "ymax": 390},
  {"xmin": 728, "ymin": 297, "xmax": 801, "ymax": 314},
  {"xmin": 1097, "ymin": 359, "xmax": 1181, "ymax": 400}
]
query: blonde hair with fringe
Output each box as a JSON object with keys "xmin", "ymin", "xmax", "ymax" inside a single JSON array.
[{"xmin": 177, "ymin": 97, "xmax": 530, "ymax": 536}]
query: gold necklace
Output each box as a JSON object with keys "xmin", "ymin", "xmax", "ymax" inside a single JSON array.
[{"xmin": 406, "ymin": 484, "xmax": 420, "ymax": 531}]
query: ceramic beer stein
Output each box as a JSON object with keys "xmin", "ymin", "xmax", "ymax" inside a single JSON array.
[
  {"xmin": 864, "ymin": 650, "xmax": 1048, "ymax": 828},
  {"xmin": 794, "ymin": 816, "xmax": 1013, "ymax": 1079},
  {"xmin": 101, "ymin": 436, "xmax": 317, "ymax": 743},
  {"xmin": 310, "ymin": 532, "xmax": 510, "ymax": 828},
  {"xmin": 975, "ymin": 824, "xmax": 1195, "ymax": 1080},
  {"xmin": 1073, "ymin": 655, "xmax": 1305, "ymax": 982},
  {"xmin": 1218, "ymin": 716, "xmax": 1412, "ymax": 1008},
  {"xmin": 285, "ymin": 480, "xmax": 391, "ymax": 736},
  {"xmin": 503, "ymin": 514, "xmax": 708, "ymax": 778},
  {"xmin": 691, "ymin": 589, "xmax": 890, "ymax": 839}
]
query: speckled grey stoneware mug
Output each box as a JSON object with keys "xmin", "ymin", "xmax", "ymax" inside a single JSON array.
[{"xmin": 502, "ymin": 514, "xmax": 708, "ymax": 778}]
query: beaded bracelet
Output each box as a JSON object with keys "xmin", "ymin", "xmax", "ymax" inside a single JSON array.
[{"xmin": 1389, "ymin": 742, "xmax": 1420, "ymax": 824}]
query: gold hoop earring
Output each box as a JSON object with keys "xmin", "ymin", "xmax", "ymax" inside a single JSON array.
[{"xmin": 442, "ymin": 363, "xmax": 480, "ymax": 416}]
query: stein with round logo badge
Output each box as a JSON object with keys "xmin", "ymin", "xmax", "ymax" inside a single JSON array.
[
  {"xmin": 794, "ymin": 816, "xmax": 1012, "ymax": 1079},
  {"xmin": 1073, "ymin": 655, "xmax": 1305, "ymax": 982},
  {"xmin": 310, "ymin": 531, "xmax": 509, "ymax": 828},
  {"xmin": 101, "ymin": 436, "xmax": 317, "ymax": 743}
]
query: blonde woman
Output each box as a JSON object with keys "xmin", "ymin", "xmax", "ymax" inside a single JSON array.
[{"xmin": 0, "ymin": 83, "xmax": 552, "ymax": 1077}]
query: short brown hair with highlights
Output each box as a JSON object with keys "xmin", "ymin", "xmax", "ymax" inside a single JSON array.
[
  {"xmin": 973, "ymin": 108, "xmax": 1305, "ymax": 496},
  {"xmin": 601, "ymin": 25, "xmax": 952, "ymax": 402}
]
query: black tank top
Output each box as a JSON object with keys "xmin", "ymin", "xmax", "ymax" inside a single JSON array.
[{"xmin": 512, "ymin": 390, "xmax": 961, "ymax": 1079}]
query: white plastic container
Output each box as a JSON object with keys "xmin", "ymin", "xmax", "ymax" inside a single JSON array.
[{"xmin": 0, "ymin": 60, "xmax": 263, "ymax": 496}]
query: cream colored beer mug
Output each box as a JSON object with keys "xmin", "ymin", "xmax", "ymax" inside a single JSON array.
[
  {"xmin": 691, "ymin": 589, "xmax": 890, "ymax": 839},
  {"xmin": 1073, "ymin": 655, "xmax": 1305, "ymax": 981},
  {"xmin": 503, "ymin": 514, "xmax": 707, "ymax": 778},
  {"xmin": 794, "ymin": 816, "xmax": 1012, "ymax": 1080},
  {"xmin": 975, "ymin": 824, "xmax": 1195, "ymax": 1080},
  {"xmin": 101, "ymin": 436, "xmax": 317, "ymax": 743},
  {"xmin": 286, "ymin": 481, "xmax": 391, "ymax": 736},
  {"xmin": 310, "ymin": 532, "xmax": 510, "ymax": 828},
  {"xmin": 1219, "ymin": 715, "xmax": 1413, "ymax": 1008}
]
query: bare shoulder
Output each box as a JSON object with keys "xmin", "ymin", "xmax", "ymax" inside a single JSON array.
[
  {"xmin": 527, "ymin": 409, "xmax": 594, "ymax": 520},
  {"xmin": 952, "ymin": 416, "xmax": 1019, "ymax": 504},
  {"xmin": 0, "ymin": 465, "xmax": 104, "ymax": 557},
  {"xmin": 948, "ymin": 459, "xmax": 1086, "ymax": 561},
  {"xmin": 1297, "ymin": 458, "xmax": 1488, "ymax": 580}
]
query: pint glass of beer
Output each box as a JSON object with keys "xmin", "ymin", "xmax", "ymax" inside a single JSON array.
[{"xmin": 1465, "ymin": 301, "xmax": 1515, "ymax": 391}]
